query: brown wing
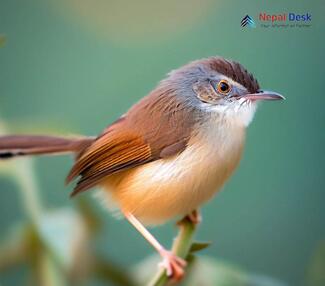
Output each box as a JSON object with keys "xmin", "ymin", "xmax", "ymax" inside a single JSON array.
[
  {"xmin": 67, "ymin": 86, "xmax": 196, "ymax": 196},
  {"xmin": 67, "ymin": 125, "xmax": 152, "ymax": 196}
]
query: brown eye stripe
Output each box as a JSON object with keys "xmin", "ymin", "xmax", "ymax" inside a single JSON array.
[{"xmin": 207, "ymin": 57, "xmax": 260, "ymax": 93}]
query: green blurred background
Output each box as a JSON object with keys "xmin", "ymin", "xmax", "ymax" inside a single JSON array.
[{"xmin": 0, "ymin": 0, "xmax": 324, "ymax": 285}]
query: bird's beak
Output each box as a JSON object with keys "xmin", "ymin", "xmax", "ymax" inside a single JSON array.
[{"xmin": 242, "ymin": 90, "xmax": 285, "ymax": 101}]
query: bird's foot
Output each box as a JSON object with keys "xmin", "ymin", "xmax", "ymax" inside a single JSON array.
[
  {"xmin": 178, "ymin": 209, "xmax": 202, "ymax": 226},
  {"xmin": 158, "ymin": 249, "xmax": 187, "ymax": 281},
  {"xmin": 187, "ymin": 209, "xmax": 201, "ymax": 225}
]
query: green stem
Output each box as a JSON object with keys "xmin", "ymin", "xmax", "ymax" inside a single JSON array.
[
  {"xmin": 14, "ymin": 158, "xmax": 43, "ymax": 224},
  {"xmin": 0, "ymin": 226, "xmax": 27, "ymax": 270},
  {"xmin": 149, "ymin": 219, "xmax": 196, "ymax": 286}
]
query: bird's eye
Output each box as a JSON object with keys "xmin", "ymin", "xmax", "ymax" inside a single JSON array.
[{"xmin": 217, "ymin": 80, "xmax": 231, "ymax": 95}]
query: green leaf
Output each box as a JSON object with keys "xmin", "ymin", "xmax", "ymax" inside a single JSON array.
[
  {"xmin": 189, "ymin": 241, "xmax": 211, "ymax": 253},
  {"xmin": 36, "ymin": 208, "xmax": 89, "ymax": 271}
]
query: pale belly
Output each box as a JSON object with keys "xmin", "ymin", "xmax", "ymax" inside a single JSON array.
[{"xmin": 101, "ymin": 124, "xmax": 245, "ymax": 225}]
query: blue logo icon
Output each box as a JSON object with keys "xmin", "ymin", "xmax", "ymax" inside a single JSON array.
[{"xmin": 241, "ymin": 15, "xmax": 256, "ymax": 28}]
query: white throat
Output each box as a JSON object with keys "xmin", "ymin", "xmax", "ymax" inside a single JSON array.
[{"xmin": 200, "ymin": 99, "xmax": 257, "ymax": 127}]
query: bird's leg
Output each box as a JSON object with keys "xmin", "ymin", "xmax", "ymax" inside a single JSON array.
[
  {"xmin": 123, "ymin": 212, "xmax": 187, "ymax": 280},
  {"xmin": 178, "ymin": 209, "xmax": 202, "ymax": 225}
]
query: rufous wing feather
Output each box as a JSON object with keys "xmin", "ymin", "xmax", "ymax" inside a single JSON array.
[{"xmin": 67, "ymin": 128, "xmax": 153, "ymax": 196}]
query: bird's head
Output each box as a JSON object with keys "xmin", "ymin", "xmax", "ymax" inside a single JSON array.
[{"xmin": 164, "ymin": 57, "xmax": 285, "ymax": 127}]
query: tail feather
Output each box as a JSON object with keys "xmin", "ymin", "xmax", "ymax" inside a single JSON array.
[{"xmin": 0, "ymin": 135, "xmax": 94, "ymax": 159}]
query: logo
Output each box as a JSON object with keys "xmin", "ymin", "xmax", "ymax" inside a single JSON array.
[
  {"xmin": 259, "ymin": 12, "xmax": 311, "ymax": 23},
  {"xmin": 241, "ymin": 15, "xmax": 256, "ymax": 28},
  {"xmin": 240, "ymin": 12, "xmax": 312, "ymax": 29},
  {"xmin": 258, "ymin": 12, "xmax": 312, "ymax": 28}
]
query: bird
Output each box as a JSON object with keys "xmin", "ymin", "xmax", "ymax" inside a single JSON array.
[{"xmin": 0, "ymin": 56, "xmax": 284, "ymax": 280}]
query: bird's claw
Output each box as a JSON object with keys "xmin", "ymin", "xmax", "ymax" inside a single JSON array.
[
  {"xmin": 158, "ymin": 249, "xmax": 187, "ymax": 281},
  {"xmin": 178, "ymin": 209, "xmax": 202, "ymax": 226},
  {"xmin": 187, "ymin": 209, "xmax": 201, "ymax": 225}
]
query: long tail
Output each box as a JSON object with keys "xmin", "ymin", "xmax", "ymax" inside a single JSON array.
[{"xmin": 0, "ymin": 135, "xmax": 94, "ymax": 159}]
